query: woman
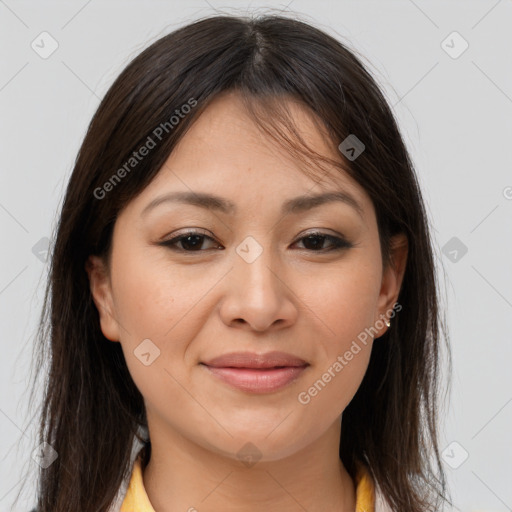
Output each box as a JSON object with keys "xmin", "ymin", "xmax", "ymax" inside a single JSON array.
[{"xmin": 26, "ymin": 13, "xmax": 451, "ymax": 512}]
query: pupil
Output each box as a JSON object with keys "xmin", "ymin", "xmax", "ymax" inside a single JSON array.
[
  {"xmin": 183, "ymin": 235, "xmax": 202, "ymax": 250},
  {"xmin": 304, "ymin": 235, "xmax": 322, "ymax": 250}
]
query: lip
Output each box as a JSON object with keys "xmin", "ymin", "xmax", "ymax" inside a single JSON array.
[
  {"xmin": 200, "ymin": 351, "xmax": 309, "ymax": 393},
  {"xmin": 201, "ymin": 365, "xmax": 308, "ymax": 393},
  {"xmin": 202, "ymin": 351, "xmax": 308, "ymax": 369}
]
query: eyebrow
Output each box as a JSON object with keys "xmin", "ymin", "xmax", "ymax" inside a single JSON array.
[{"xmin": 141, "ymin": 190, "xmax": 364, "ymax": 219}]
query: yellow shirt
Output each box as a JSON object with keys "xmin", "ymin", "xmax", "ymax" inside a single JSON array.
[{"xmin": 120, "ymin": 454, "xmax": 375, "ymax": 512}]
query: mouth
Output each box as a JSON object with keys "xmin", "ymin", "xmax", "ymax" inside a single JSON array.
[
  {"xmin": 200, "ymin": 364, "xmax": 309, "ymax": 393},
  {"xmin": 200, "ymin": 351, "xmax": 310, "ymax": 393}
]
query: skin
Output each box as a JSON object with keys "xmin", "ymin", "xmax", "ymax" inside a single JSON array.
[{"xmin": 86, "ymin": 90, "xmax": 407, "ymax": 512}]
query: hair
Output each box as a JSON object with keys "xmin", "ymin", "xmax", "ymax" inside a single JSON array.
[{"xmin": 21, "ymin": 11, "xmax": 452, "ymax": 512}]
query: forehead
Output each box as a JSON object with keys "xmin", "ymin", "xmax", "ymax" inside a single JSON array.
[
  {"xmin": 124, "ymin": 90, "xmax": 372, "ymax": 219},
  {"xmin": 181, "ymin": 91, "xmax": 341, "ymax": 175}
]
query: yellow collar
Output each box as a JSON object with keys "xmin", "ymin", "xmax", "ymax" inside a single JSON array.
[{"xmin": 121, "ymin": 455, "xmax": 375, "ymax": 512}]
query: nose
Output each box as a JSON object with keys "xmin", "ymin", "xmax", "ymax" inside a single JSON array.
[{"xmin": 218, "ymin": 238, "xmax": 298, "ymax": 332}]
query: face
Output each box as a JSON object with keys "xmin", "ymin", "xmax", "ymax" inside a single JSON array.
[{"xmin": 87, "ymin": 91, "xmax": 407, "ymax": 462}]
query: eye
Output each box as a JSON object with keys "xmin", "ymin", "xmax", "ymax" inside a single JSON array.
[
  {"xmin": 160, "ymin": 230, "xmax": 222, "ymax": 252},
  {"xmin": 293, "ymin": 231, "xmax": 353, "ymax": 252},
  {"xmin": 159, "ymin": 229, "xmax": 353, "ymax": 253}
]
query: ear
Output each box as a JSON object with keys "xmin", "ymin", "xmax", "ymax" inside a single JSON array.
[
  {"xmin": 374, "ymin": 233, "xmax": 408, "ymax": 338},
  {"xmin": 85, "ymin": 255, "xmax": 120, "ymax": 342}
]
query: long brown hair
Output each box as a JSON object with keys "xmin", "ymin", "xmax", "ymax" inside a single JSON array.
[{"xmin": 22, "ymin": 12, "xmax": 451, "ymax": 512}]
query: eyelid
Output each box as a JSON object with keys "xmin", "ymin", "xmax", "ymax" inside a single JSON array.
[
  {"xmin": 159, "ymin": 228, "xmax": 220, "ymax": 251},
  {"xmin": 160, "ymin": 227, "xmax": 214, "ymax": 242}
]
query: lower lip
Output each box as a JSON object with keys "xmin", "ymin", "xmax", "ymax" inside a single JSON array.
[{"xmin": 201, "ymin": 364, "xmax": 308, "ymax": 393}]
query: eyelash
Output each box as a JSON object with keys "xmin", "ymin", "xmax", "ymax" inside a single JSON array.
[{"xmin": 159, "ymin": 229, "xmax": 353, "ymax": 253}]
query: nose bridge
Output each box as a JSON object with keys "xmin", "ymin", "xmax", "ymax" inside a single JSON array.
[
  {"xmin": 219, "ymin": 232, "xmax": 295, "ymax": 332},
  {"xmin": 233, "ymin": 234, "xmax": 280, "ymax": 296}
]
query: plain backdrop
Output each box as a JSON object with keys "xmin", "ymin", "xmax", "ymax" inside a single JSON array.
[{"xmin": 1, "ymin": 1, "xmax": 511, "ymax": 511}]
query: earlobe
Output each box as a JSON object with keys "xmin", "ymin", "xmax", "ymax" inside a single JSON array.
[
  {"xmin": 375, "ymin": 233, "xmax": 408, "ymax": 335},
  {"xmin": 85, "ymin": 255, "xmax": 120, "ymax": 342}
]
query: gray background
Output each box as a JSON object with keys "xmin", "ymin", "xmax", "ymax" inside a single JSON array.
[{"xmin": 1, "ymin": 1, "xmax": 511, "ymax": 511}]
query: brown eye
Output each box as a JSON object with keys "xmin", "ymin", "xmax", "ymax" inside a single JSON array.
[
  {"xmin": 293, "ymin": 232, "xmax": 353, "ymax": 252},
  {"xmin": 159, "ymin": 230, "xmax": 353, "ymax": 253},
  {"xmin": 160, "ymin": 230, "xmax": 222, "ymax": 252}
]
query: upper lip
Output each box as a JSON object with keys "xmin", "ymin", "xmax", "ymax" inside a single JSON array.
[{"xmin": 201, "ymin": 351, "xmax": 309, "ymax": 369}]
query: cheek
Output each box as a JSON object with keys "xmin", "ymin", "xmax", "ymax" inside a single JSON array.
[
  {"xmin": 295, "ymin": 273, "xmax": 378, "ymax": 420},
  {"xmin": 300, "ymin": 257, "xmax": 382, "ymax": 347},
  {"xmin": 110, "ymin": 248, "xmax": 218, "ymax": 390},
  {"xmin": 292, "ymin": 257, "xmax": 380, "ymax": 409},
  {"xmin": 295, "ymin": 344, "xmax": 372, "ymax": 432},
  {"xmin": 111, "ymin": 243, "xmax": 199, "ymax": 339},
  {"xmin": 108, "ymin": 250, "xmax": 174, "ymax": 356}
]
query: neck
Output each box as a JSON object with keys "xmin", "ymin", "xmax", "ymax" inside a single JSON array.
[{"xmin": 142, "ymin": 415, "xmax": 356, "ymax": 512}]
